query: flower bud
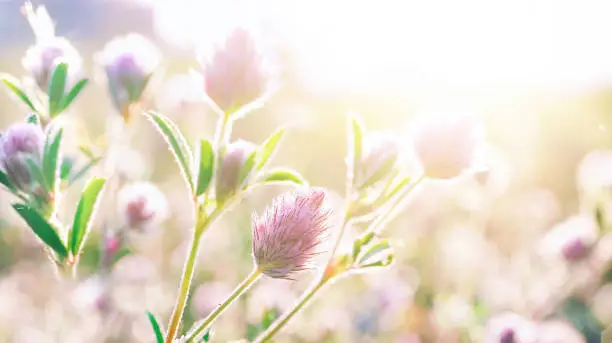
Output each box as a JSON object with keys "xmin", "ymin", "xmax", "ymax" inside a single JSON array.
[
  {"xmin": 540, "ymin": 215, "xmax": 598, "ymax": 262},
  {"xmin": 412, "ymin": 115, "xmax": 484, "ymax": 179},
  {"xmin": 0, "ymin": 123, "xmax": 45, "ymax": 191},
  {"xmin": 485, "ymin": 312, "xmax": 537, "ymax": 343},
  {"xmin": 356, "ymin": 132, "xmax": 400, "ymax": 189},
  {"xmin": 215, "ymin": 140, "xmax": 257, "ymax": 203},
  {"xmin": 252, "ymin": 187, "xmax": 332, "ymax": 279},
  {"xmin": 98, "ymin": 34, "xmax": 161, "ymax": 119},
  {"xmin": 117, "ymin": 182, "xmax": 168, "ymax": 232},
  {"xmin": 201, "ymin": 28, "xmax": 270, "ymax": 113},
  {"xmin": 22, "ymin": 38, "xmax": 82, "ymax": 92},
  {"xmin": 21, "ymin": 4, "xmax": 82, "ymax": 92}
]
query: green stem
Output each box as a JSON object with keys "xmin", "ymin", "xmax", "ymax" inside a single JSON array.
[
  {"xmin": 164, "ymin": 221, "xmax": 205, "ymax": 343},
  {"xmin": 253, "ymin": 278, "xmax": 327, "ymax": 343},
  {"xmin": 185, "ymin": 267, "xmax": 262, "ymax": 342}
]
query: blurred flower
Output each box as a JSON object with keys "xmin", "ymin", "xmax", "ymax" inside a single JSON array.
[
  {"xmin": 98, "ymin": 34, "xmax": 161, "ymax": 120},
  {"xmin": 191, "ymin": 281, "xmax": 233, "ymax": 316},
  {"xmin": 216, "ymin": 140, "xmax": 257, "ymax": 204},
  {"xmin": 117, "ymin": 182, "xmax": 168, "ymax": 232},
  {"xmin": 411, "ymin": 115, "xmax": 485, "ymax": 179},
  {"xmin": 252, "ymin": 187, "xmax": 333, "ymax": 279},
  {"xmin": 484, "ymin": 312, "xmax": 537, "ymax": 343},
  {"xmin": 576, "ymin": 150, "xmax": 612, "ymax": 195},
  {"xmin": 356, "ymin": 132, "xmax": 400, "ymax": 189},
  {"xmin": 536, "ymin": 320, "xmax": 585, "ymax": 343},
  {"xmin": 199, "ymin": 27, "xmax": 272, "ymax": 114},
  {"xmin": 0, "ymin": 122, "xmax": 45, "ymax": 191},
  {"xmin": 539, "ymin": 215, "xmax": 598, "ymax": 263},
  {"xmin": 21, "ymin": 3, "xmax": 82, "ymax": 92}
]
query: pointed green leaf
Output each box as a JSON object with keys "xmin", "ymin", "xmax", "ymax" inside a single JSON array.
[
  {"xmin": 59, "ymin": 78, "xmax": 88, "ymax": 112},
  {"xmin": 1, "ymin": 75, "xmax": 37, "ymax": 112},
  {"xmin": 67, "ymin": 157, "xmax": 102, "ymax": 186},
  {"xmin": 25, "ymin": 113, "xmax": 41, "ymax": 125},
  {"xmin": 260, "ymin": 168, "xmax": 306, "ymax": 185},
  {"xmin": 146, "ymin": 312, "xmax": 164, "ymax": 343},
  {"xmin": 60, "ymin": 156, "xmax": 75, "ymax": 181},
  {"xmin": 144, "ymin": 111, "xmax": 194, "ymax": 192},
  {"xmin": 352, "ymin": 231, "xmax": 375, "ymax": 260},
  {"xmin": 196, "ymin": 139, "xmax": 214, "ymax": 196},
  {"xmin": 12, "ymin": 203, "xmax": 67, "ymax": 259},
  {"xmin": 48, "ymin": 62, "xmax": 68, "ymax": 117},
  {"xmin": 69, "ymin": 177, "xmax": 106, "ymax": 256},
  {"xmin": 239, "ymin": 150, "xmax": 258, "ymax": 188},
  {"xmin": 0, "ymin": 170, "xmax": 15, "ymax": 193},
  {"xmin": 347, "ymin": 112, "xmax": 364, "ymax": 186},
  {"xmin": 256, "ymin": 127, "xmax": 285, "ymax": 171},
  {"xmin": 358, "ymin": 240, "xmax": 391, "ymax": 265},
  {"xmin": 25, "ymin": 157, "xmax": 49, "ymax": 190},
  {"xmin": 359, "ymin": 254, "xmax": 393, "ymax": 268},
  {"xmin": 43, "ymin": 129, "xmax": 63, "ymax": 191}
]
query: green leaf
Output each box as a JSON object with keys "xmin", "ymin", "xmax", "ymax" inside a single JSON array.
[
  {"xmin": 59, "ymin": 78, "xmax": 88, "ymax": 112},
  {"xmin": 144, "ymin": 111, "xmax": 194, "ymax": 192},
  {"xmin": 146, "ymin": 312, "xmax": 164, "ymax": 343},
  {"xmin": 60, "ymin": 157, "xmax": 75, "ymax": 181},
  {"xmin": 48, "ymin": 62, "xmax": 68, "ymax": 117},
  {"xmin": 359, "ymin": 254, "xmax": 393, "ymax": 268},
  {"xmin": 238, "ymin": 150, "xmax": 257, "ymax": 188},
  {"xmin": 1, "ymin": 75, "xmax": 37, "ymax": 112},
  {"xmin": 25, "ymin": 157, "xmax": 49, "ymax": 190},
  {"xmin": 352, "ymin": 232, "xmax": 375, "ymax": 260},
  {"xmin": 256, "ymin": 127, "xmax": 285, "ymax": 171},
  {"xmin": 12, "ymin": 203, "xmax": 68, "ymax": 259},
  {"xmin": 67, "ymin": 157, "xmax": 102, "ymax": 186},
  {"xmin": 0, "ymin": 170, "xmax": 15, "ymax": 192},
  {"xmin": 196, "ymin": 139, "xmax": 214, "ymax": 196},
  {"xmin": 25, "ymin": 113, "xmax": 41, "ymax": 125},
  {"xmin": 201, "ymin": 329, "xmax": 213, "ymax": 342},
  {"xmin": 358, "ymin": 240, "xmax": 391, "ymax": 265},
  {"xmin": 359, "ymin": 154, "xmax": 398, "ymax": 190},
  {"xmin": 347, "ymin": 112, "xmax": 364, "ymax": 186},
  {"xmin": 69, "ymin": 177, "xmax": 106, "ymax": 256},
  {"xmin": 43, "ymin": 129, "xmax": 63, "ymax": 191},
  {"xmin": 260, "ymin": 168, "xmax": 306, "ymax": 185}
]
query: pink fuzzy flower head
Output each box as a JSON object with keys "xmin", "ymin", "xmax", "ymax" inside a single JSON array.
[
  {"xmin": 200, "ymin": 27, "xmax": 270, "ymax": 113},
  {"xmin": 215, "ymin": 139, "xmax": 257, "ymax": 203},
  {"xmin": 412, "ymin": 115, "xmax": 485, "ymax": 179},
  {"xmin": 98, "ymin": 34, "xmax": 161, "ymax": 117},
  {"xmin": 0, "ymin": 123, "xmax": 45, "ymax": 191},
  {"xmin": 117, "ymin": 182, "xmax": 168, "ymax": 232},
  {"xmin": 252, "ymin": 187, "xmax": 333, "ymax": 279}
]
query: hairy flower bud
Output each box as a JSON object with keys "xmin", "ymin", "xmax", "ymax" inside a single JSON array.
[
  {"xmin": 201, "ymin": 28, "xmax": 270, "ymax": 113},
  {"xmin": 117, "ymin": 182, "xmax": 168, "ymax": 232},
  {"xmin": 215, "ymin": 140, "xmax": 257, "ymax": 203},
  {"xmin": 252, "ymin": 187, "xmax": 332, "ymax": 279},
  {"xmin": 98, "ymin": 34, "xmax": 161, "ymax": 119},
  {"xmin": 412, "ymin": 115, "xmax": 484, "ymax": 179},
  {"xmin": 0, "ymin": 123, "xmax": 45, "ymax": 191},
  {"xmin": 21, "ymin": 4, "xmax": 82, "ymax": 92},
  {"xmin": 356, "ymin": 132, "xmax": 400, "ymax": 188}
]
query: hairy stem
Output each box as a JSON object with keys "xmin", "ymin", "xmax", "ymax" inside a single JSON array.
[
  {"xmin": 185, "ymin": 267, "xmax": 262, "ymax": 342},
  {"xmin": 164, "ymin": 214, "xmax": 205, "ymax": 343}
]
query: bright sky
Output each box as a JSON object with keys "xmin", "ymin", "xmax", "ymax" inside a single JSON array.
[{"xmin": 144, "ymin": 0, "xmax": 612, "ymax": 97}]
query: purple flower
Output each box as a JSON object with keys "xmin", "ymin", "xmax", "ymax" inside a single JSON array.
[
  {"xmin": 0, "ymin": 123, "xmax": 45, "ymax": 191},
  {"xmin": 117, "ymin": 182, "xmax": 168, "ymax": 232},
  {"xmin": 21, "ymin": 4, "xmax": 82, "ymax": 92},
  {"xmin": 201, "ymin": 28, "xmax": 270, "ymax": 113},
  {"xmin": 485, "ymin": 312, "xmax": 537, "ymax": 343},
  {"xmin": 252, "ymin": 187, "xmax": 333, "ymax": 279},
  {"xmin": 412, "ymin": 115, "xmax": 485, "ymax": 179},
  {"xmin": 540, "ymin": 215, "xmax": 597, "ymax": 262},
  {"xmin": 98, "ymin": 34, "xmax": 161, "ymax": 118}
]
